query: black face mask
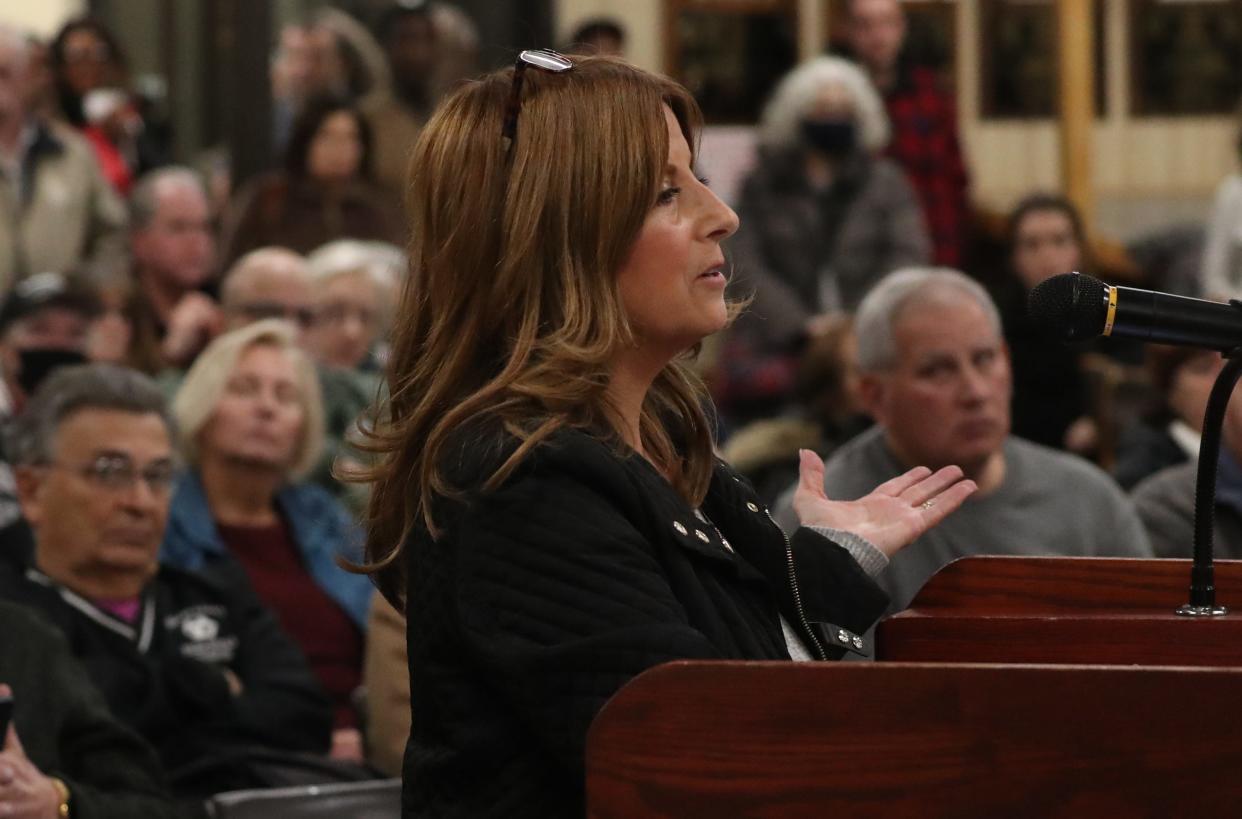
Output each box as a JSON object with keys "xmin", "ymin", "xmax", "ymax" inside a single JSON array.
[
  {"xmin": 800, "ymin": 118, "xmax": 858, "ymax": 158},
  {"xmin": 16, "ymin": 348, "xmax": 87, "ymax": 395}
]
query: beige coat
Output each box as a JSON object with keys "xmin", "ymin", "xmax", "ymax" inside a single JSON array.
[
  {"xmin": 364, "ymin": 593, "xmax": 409, "ymax": 777},
  {"xmin": 0, "ymin": 121, "xmax": 128, "ymax": 290}
]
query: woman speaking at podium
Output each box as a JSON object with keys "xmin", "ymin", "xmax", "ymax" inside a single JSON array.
[{"xmin": 360, "ymin": 51, "xmax": 976, "ymax": 817}]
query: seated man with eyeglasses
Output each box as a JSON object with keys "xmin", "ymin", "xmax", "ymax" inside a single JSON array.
[
  {"xmin": 219, "ymin": 247, "xmax": 319, "ymax": 339},
  {"xmin": 0, "ymin": 364, "xmax": 337, "ymax": 801}
]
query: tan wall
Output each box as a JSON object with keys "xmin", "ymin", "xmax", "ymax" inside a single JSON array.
[
  {"xmin": 4, "ymin": 0, "xmax": 85, "ymax": 37},
  {"xmin": 555, "ymin": 0, "xmax": 1239, "ymax": 238}
]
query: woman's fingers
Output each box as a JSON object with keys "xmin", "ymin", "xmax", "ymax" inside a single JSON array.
[
  {"xmin": 898, "ymin": 465, "xmax": 967, "ymax": 507},
  {"xmin": 869, "ymin": 465, "xmax": 933, "ymax": 499},
  {"xmin": 915, "ymin": 478, "xmax": 977, "ymax": 527},
  {"xmin": 795, "ymin": 449, "xmax": 828, "ymax": 500}
]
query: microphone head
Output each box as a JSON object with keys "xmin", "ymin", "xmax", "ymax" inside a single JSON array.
[{"xmin": 1027, "ymin": 272, "xmax": 1109, "ymax": 342}]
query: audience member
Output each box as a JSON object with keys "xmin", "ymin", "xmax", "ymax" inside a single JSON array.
[
  {"xmin": 0, "ymin": 605, "xmax": 178, "ymax": 819},
  {"xmin": 306, "ymin": 239, "xmax": 401, "ymax": 370},
  {"xmin": 1132, "ymin": 367, "xmax": 1242, "ymax": 559},
  {"xmin": 125, "ymin": 167, "xmax": 221, "ymax": 374},
  {"xmin": 0, "ymin": 272, "xmax": 100, "ymax": 418},
  {"xmin": 838, "ymin": 0, "xmax": 970, "ymax": 267},
  {"xmin": 774, "ymin": 268, "xmax": 1152, "ymax": 612},
  {"xmin": 0, "ymin": 26, "xmax": 127, "ymax": 290},
  {"xmin": 220, "ymin": 96, "xmax": 404, "ymax": 267},
  {"xmin": 427, "ymin": 3, "xmax": 480, "ymax": 98},
  {"xmin": 160, "ymin": 321, "xmax": 373, "ymax": 761},
  {"xmin": 719, "ymin": 315, "xmax": 870, "ymax": 506},
  {"xmin": 313, "ymin": 8, "xmax": 391, "ymax": 105},
  {"xmin": 732, "ymin": 56, "xmax": 929, "ymax": 325},
  {"xmin": 719, "ymin": 56, "xmax": 928, "ymax": 423},
  {"xmin": 215, "ymin": 246, "xmax": 380, "ymax": 506},
  {"xmin": 1114, "ymin": 346, "xmax": 1220, "ymax": 489},
  {"xmin": 48, "ymin": 17, "xmax": 167, "ymax": 176},
  {"xmin": 0, "ymin": 364, "xmax": 334, "ymax": 799},
  {"xmin": 219, "ymin": 247, "xmax": 316, "ymax": 339},
  {"xmin": 47, "ymin": 17, "xmax": 124, "ymax": 127},
  {"xmin": 270, "ymin": 21, "xmax": 347, "ymax": 149},
  {"xmin": 994, "ymin": 193, "xmax": 1096, "ymax": 452},
  {"xmin": 364, "ymin": 2, "xmax": 439, "ymax": 195},
  {"xmin": 1201, "ymin": 100, "xmax": 1242, "ymax": 300},
  {"xmin": 567, "ymin": 18, "xmax": 627, "ymax": 57},
  {"xmin": 80, "ymin": 87, "xmax": 141, "ymax": 196},
  {"xmin": 0, "ymin": 273, "xmax": 101, "ymax": 536}
]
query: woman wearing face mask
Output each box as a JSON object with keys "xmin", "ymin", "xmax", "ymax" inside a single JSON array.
[{"xmin": 717, "ymin": 57, "xmax": 929, "ymax": 426}]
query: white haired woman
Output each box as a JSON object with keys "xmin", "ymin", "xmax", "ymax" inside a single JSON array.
[
  {"xmin": 306, "ymin": 239, "xmax": 403, "ymax": 371},
  {"xmin": 717, "ymin": 56, "xmax": 931, "ymax": 424},
  {"xmin": 159, "ymin": 319, "xmax": 373, "ymax": 761}
]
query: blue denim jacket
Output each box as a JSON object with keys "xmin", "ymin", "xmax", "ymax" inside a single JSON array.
[{"xmin": 160, "ymin": 471, "xmax": 373, "ymax": 629}]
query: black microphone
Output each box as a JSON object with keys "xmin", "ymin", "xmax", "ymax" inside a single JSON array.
[{"xmin": 1028, "ymin": 271, "xmax": 1242, "ymax": 352}]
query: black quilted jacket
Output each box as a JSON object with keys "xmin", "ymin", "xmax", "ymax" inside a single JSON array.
[{"xmin": 401, "ymin": 428, "xmax": 889, "ymax": 817}]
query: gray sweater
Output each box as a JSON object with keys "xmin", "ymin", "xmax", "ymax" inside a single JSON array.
[
  {"xmin": 774, "ymin": 427, "xmax": 1153, "ymax": 611},
  {"xmin": 1131, "ymin": 459, "xmax": 1242, "ymax": 560}
]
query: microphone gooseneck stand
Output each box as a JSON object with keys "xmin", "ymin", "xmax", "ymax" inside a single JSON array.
[{"xmin": 1178, "ymin": 339, "xmax": 1242, "ymax": 617}]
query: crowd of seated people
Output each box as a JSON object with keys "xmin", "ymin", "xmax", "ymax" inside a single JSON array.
[
  {"xmin": 0, "ymin": 0, "xmax": 1239, "ymax": 813},
  {"xmin": 0, "ymin": 8, "xmax": 439, "ymax": 812},
  {"xmin": 0, "ymin": 365, "xmax": 340, "ymax": 805}
]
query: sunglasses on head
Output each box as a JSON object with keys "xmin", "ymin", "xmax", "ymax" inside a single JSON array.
[{"xmin": 501, "ymin": 49, "xmax": 574, "ymax": 150}]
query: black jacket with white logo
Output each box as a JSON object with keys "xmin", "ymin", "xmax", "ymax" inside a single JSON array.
[{"xmin": 0, "ymin": 556, "xmax": 334, "ymax": 790}]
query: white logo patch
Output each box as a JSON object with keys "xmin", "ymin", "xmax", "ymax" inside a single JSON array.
[{"xmin": 181, "ymin": 613, "xmax": 220, "ymax": 642}]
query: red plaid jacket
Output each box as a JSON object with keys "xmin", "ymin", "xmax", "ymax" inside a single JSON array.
[{"xmin": 883, "ymin": 66, "xmax": 970, "ymax": 267}]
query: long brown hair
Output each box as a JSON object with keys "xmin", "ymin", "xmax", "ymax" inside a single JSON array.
[{"xmin": 362, "ymin": 56, "xmax": 724, "ymax": 606}]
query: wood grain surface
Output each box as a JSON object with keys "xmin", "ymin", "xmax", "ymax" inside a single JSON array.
[{"xmin": 586, "ymin": 661, "xmax": 1242, "ymax": 818}]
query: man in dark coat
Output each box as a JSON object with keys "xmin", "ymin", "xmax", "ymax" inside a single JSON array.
[
  {"xmin": 0, "ymin": 600, "xmax": 179, "ymax": 818},
  {"xmin": 0, "ymin": 363, "xmax": 335, "ymax": 799}
]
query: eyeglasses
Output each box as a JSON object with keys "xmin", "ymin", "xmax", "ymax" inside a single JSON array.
[
  {"xmin": 48, "ymin": 455, "xmax": 178, "ymax": 495},
  {"xmin": 236, "ymin": 301, "xmax": 317, "ymax": 329},
  {"xmin": 501, "ymin": 49, "xmax": 574, "ymax": 149},
  {"xmin": 317, "ymin": 303, "xmax": 379, "ymax": 328}
]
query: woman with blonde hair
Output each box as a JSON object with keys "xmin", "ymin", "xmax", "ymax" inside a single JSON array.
[
  {"xmin": 160, "ymin": 319, "xmax": 373, "ymax": 761},
  {"xmin": 362, "ymin": 52, "xmax": 974, "ymax": 815}
]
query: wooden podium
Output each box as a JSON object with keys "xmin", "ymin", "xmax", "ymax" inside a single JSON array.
[
  {"xmin": 586, "ymin": 557, "xmax": 1242, "ymax": 817},
  {"xmin": 877, "ymin": 556, "xmax": 1242, "ymax": 665}
]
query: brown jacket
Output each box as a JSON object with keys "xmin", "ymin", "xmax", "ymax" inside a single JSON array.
[
  {"xmin": 362, "ymin": 92, "xmax": 425, "ymax": 197},
  {"xmin": 363, "ymin": 593, "xmax": 409, "ymax": 777},
  {"xmin": 219, "ymin": 172, "xmax": 405, "ymax": 268}
]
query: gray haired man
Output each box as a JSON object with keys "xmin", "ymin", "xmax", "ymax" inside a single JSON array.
[
  {"xmin": 0, "ymin": 364, "xmax": 334, "ymax": 798},
  {"xmin": 775, "ymin": 267, "xmax": 1152, "ymax": 612}
]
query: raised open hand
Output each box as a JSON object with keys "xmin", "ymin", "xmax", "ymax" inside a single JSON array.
[{"xmin": 792, "ymin": 449, "xmax": 977, "ymax": 558}]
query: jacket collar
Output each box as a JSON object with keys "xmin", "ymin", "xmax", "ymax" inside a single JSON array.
[{"xmin": 167, "ymin": 469, "xmax": 337, "ymax": 562}]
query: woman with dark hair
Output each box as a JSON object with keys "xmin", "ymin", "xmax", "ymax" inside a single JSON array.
[
  {"xmin": 993, "ymin": 192, "xmax": 1096, "ymax": 452},
  {"xmin": 49, "ymin": 17, "xmax": 169, "ymax": 185},
  {"xmin": 359, "ymin": 52, "xmax": 974, "ymax": 816},
  {"xmin": 48, "ymin": 17, "xmax": 125, "ymax": 127},
  {"xmin": 220, "ymin": 96, "xmax": 404, "ymax": 267}
]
